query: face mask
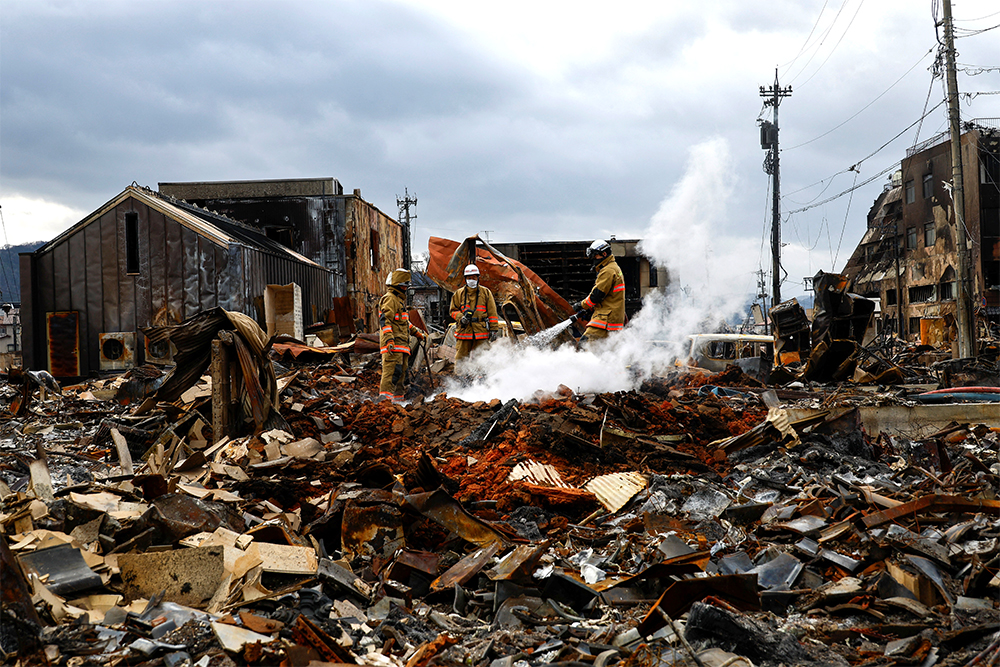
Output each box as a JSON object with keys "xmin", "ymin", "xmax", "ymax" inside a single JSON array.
[{"xmin": 466, "ymin": 279, "xmax": 478, "ymax": 289}]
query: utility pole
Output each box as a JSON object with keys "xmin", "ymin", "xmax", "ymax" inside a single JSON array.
[
  {"xmin": 942, "ymin": 0, "xmax": 975, "ymax": 358},
  {"xmin": 756, "ymin": 269, "xmax": 769, "ymax": 334},
  {"xmin": 396, "ymin": 188, "xmax": 417, "ymax": 271},
  {"xmin": 760, "ymin": 68, "xmax": 792, "ymax": 306}
]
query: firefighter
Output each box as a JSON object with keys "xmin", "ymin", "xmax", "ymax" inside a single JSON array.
[
  {"xmin": 450, "ymin": 264, "xmax": 499, "ymax": 361},
  {"xmin": 571, "ymin": 240, "xmax": 626, "ymax": 343},
  {"xmin": 379, "ymin": 269, "xmax": 426, "ymax": 401}
]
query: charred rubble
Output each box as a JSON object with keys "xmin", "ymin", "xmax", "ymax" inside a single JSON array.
[{"xmin": 1, "ymin": 310, "xmax": 999, "ymax": 667}]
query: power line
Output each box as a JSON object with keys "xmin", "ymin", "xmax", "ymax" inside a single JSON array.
[
  {"xmin": 784, "ymin": 99, "xmax": 947, "ymax": 214},
  {"xmin": 794, "ymin": 0, "xmax": 867, "ymax": 90},
  {"xmin": 786, "ymin": 46, "xmax": 936, "ymax": 151},
  {"xmin": 787, "ymin": 0, "xmax": 852, "ymax": 86},
  {"xmin": 781, "ymin": 0, "xmax": 830, "ymax": 71}
]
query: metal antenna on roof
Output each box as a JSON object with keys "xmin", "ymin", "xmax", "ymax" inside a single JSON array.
[{"xmin": 396, "ymin": 188, "xmax": 417, "ymax": 271}]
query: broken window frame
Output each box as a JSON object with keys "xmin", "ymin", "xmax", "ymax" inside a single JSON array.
[
  {"xmin": 906, "ymin": 227, "xmax": 918, "ymax": 250},
  {"xmin": 922, "ymin": 173, "xmax": 933, "ymax": 199},
  {"xmin": 923, "ymin": 222, "xmax": 936, "ymax": 247},
  {"xmin": 908, "ymin": 284, "xmax": 936, "ymax": 303},
  {"xmin": 370, "ymin": 228, "xmax": 380, "ymax": 270},
  {"xmin": 904, "ymin": 179, "xmax": 915, "ymax": 204}
]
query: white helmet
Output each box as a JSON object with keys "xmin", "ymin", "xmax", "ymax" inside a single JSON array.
[
  {"xmin": 586, "ymin": 239, "xmax": 611, "ymax": 258},
  {"xmin": 464, "ymin": 264, "xmax": 480, "ymax": 277}
]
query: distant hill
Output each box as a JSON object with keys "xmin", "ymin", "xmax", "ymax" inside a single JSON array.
[{"xmin": 0, "ymin": 241, "xmax": 45, "ymax": 303}]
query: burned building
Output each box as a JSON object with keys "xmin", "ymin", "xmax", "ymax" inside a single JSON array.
[
  {"xmin": 842, "ymin": 122, "xmax": 1000, "ymax": 345},
  {"xmin": 157, "ymin": 178, "xmax": 405, "ymax": 332},
  {"xmin": 19, "ymin": 185, "xmax": 332, "ymax": 378},
  {"xmin": 490, "ymin": 238, "xmax": 667, "ymax": 318}
]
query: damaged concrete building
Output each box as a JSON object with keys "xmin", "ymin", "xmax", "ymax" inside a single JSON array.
[
  {"xmin": 490, "ymin": 239, "xmax": 668, "ymax": 319},
  {"xmin": 158, "ymin": 178, "xmax": 406, "ymax": 333},
  {"xmin": 18, "ymin": 185, "xmax": 332, "ymax": 378},
  {"xmin": 841, "ymin": 122, "xmax": 1000, "ymax": 346}
]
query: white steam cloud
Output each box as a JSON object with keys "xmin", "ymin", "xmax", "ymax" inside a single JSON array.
[{"xmin": 443, "ymin": 137, "xmax": 756, "ymax": 402}]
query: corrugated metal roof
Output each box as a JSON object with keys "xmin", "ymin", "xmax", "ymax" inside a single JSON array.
[
  {"xmin": 508, "ymin": 460, "xmax": 571, "ymax": 488},
  {"xmin": 584, "ymin": 472, "xmax": 647, "ymax": 512}
]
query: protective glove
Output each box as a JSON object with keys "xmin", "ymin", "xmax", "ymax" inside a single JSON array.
[
  {"xmin": 570, "ymin": 301, "xmax": 583, "ymax": 313},
  {"xmin": 415, "ymin": 329, "xmax": 426, "ymax": 341},
  {"xmin": 489, "ymin": 330, "xmax": 498, "ymax": 342},
  {"xmin": 460, "ymin": 311, "xmax": 473, "ymax": 326}
]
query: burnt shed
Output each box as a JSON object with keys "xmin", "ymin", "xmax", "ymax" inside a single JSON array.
[
  {"xmin": 19, "ymin": 185, "xmax": 332, "ymax": 378},
  {"xmin": 157, "ymin": 178, "xmax": 406, "ymax": 333}
]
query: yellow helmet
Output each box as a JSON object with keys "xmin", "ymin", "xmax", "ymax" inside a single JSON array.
[{"xmin": 385, "ymin": 269, "xmax": 411, "ymax": 287}]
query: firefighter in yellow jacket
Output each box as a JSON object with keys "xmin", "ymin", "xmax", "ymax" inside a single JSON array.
[
  {"xmin": 571, "ymin": 240, "xmax": 626, "ymax": 343},
  {"xmin": 379, "ymin": 269, "xmax": 426, "ymax": 401},
  {"xmin": 450, "ymin": 264, "xmax": 499, "ymax": 361}
]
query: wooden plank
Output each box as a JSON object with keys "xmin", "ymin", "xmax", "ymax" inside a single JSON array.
[
  {"xmin": 862, "ymin": 494, "xmax": 1000, "ymax": 528},
  {"xmin": 211, "ymin": 340, "xmax": 230, "ymax": 443},
  {"xmin": 110, "ymin": 428, "xmax": 134, "ymax": 476}
]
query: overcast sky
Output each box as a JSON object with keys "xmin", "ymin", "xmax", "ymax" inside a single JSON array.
[{"xmin": 1, "ymin": 0, "xmax": 997, "ymax": 302}]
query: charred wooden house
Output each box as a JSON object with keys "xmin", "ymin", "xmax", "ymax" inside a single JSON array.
[
  {"xmin": 157, "ymin": 178, "xmax": 405, "ymax": 333},
  {"xmin": 842, "ymin": 123, "xmax": 1000, "ymax": 345},
  {"xmin": 19, "ymin": 185, "xmax": 332, "ymax": 378}
]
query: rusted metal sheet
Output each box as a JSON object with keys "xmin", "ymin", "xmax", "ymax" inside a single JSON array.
[
  {"xmin": 46, "ymin": 311, "xmax": 80, "ymax": 377},
  {"xmin": 861, "ymin": 494, "xmax": 1000, "ymax": 529},
  {"xmin": 486, "ymin": 543, "xmax": 546, "ymax": 582},
  {"xmin": 430, "ymin": 543, "xmax": 499, "ymax": 592},
  {"xmin": 426, "ymin": 235, "xmax": 574, "ymax": 334},
  {"xmin": 405, "ymin": 489, "xmax": 510, "ymax": 548},
  {"xmin": 637, "ymin": 574, "xmax": 761, "ymax": 637},
  {"xmin": 341, "ymin": 490, "xmax": 405, "ymax": 559}
]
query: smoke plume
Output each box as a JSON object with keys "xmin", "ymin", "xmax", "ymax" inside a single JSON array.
[{"xmin": 442, "ymin": 137, "xmax": 754, "ymax": 402}]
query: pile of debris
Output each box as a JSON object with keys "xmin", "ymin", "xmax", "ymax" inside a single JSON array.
[{"xmin": 2, "ymin": 319, "xmax": 999, "ymax": 667}]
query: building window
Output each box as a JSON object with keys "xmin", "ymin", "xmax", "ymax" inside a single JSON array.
[
  {"xmin": 369, "ymin": 228, "xmax": 380, "ymax": 269},
  {"xmin": 922, "ymin": 174, "xmax": 933, "ymax": 199},
  {"xmin": 0, "ymin": 326, "xmax": 5, "ymax": 337},
  {"xmin": 924, "ymin": 222, "xmax": 936, "ymax": 247},
  {"xmin": 908, "ymin": 285, "xmax": 936, "ymax": 303},
  {"xmin": 648, "ymin": 262, "xmax": 658, "ymax": 287},
  {"xmin": 125, "ymin": 212, "xmax": 140, "ymax": 274},
  {"xmin": 909, "ymin": 317, "xmax": 921, "ymax": 335},
  {"xmin": 905, "ymin": 180, "xmax": 915, "ymax": 204},
  {"xmin": 939, "ymin": 266, "xmax": 956, "ymax": 301},
  {"xmin": 885, "ymin": 289, "xmax": 898, "ymax": 305},
  {"xmin": 907, "ymin": 227, "xmax": 918, "ymax": 249}
]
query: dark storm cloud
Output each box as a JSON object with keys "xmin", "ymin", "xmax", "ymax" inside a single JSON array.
[{"xmin": 0, "ymin": 0, "xmax": 522, "ymax": 205}]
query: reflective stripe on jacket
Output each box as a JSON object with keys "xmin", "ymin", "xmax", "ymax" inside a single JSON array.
[
  {"xmin": 450, "ymin": 285, "xmax": 499, "ymax": 341},
  {"xmin": 583, "ymin": 255, "xmax": 626, "ymax": 331}
]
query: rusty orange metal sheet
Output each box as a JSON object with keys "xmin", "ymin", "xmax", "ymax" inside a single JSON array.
[{"xmin": 426, "ymin": 236, "xmax": 574, "ymax": 332}]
